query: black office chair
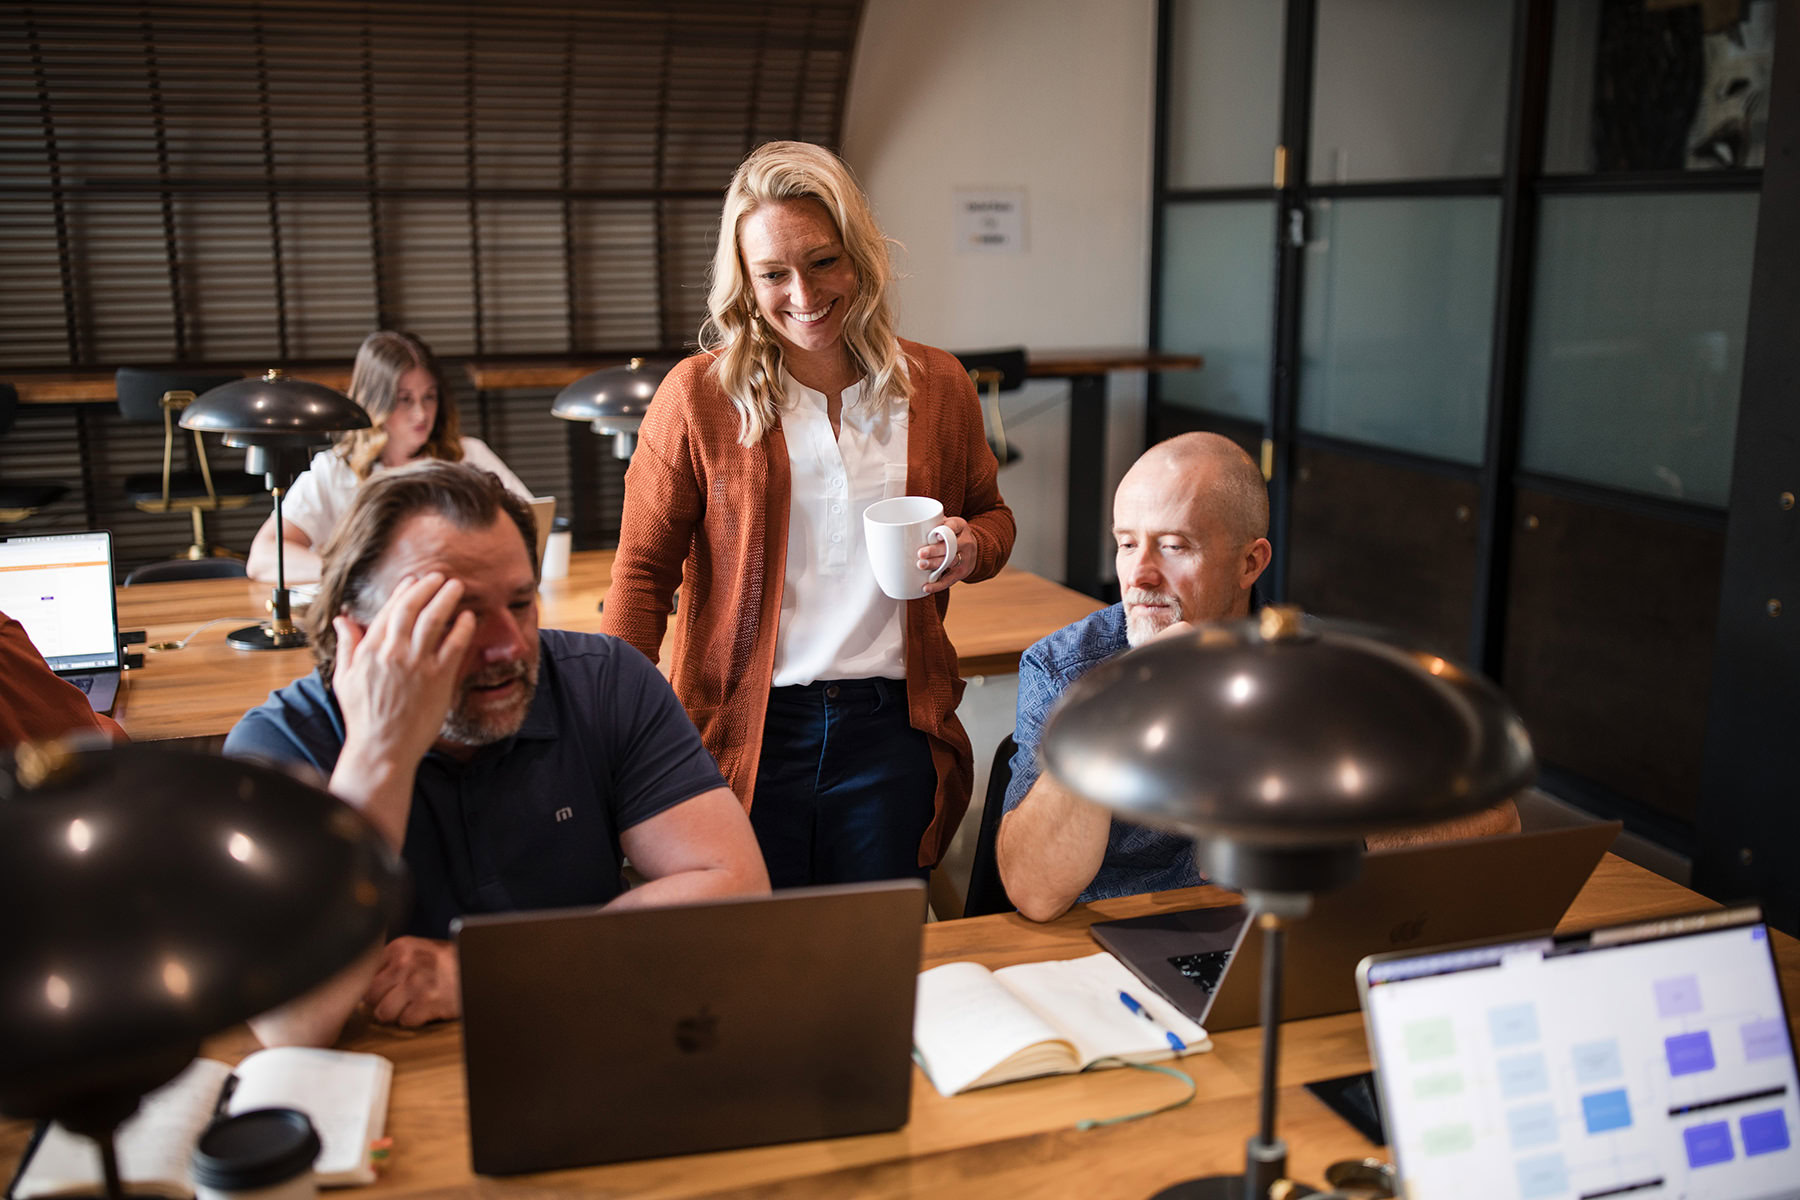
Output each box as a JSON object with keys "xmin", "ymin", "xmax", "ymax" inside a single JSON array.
[
  {"xmin": 963, "ymin": 734, "xmax": 1019, "ymax": 918},
  {"xmin": 0, "ymin": 383, "xmax": 72, "ymax": 523},
  {"xmin": 115, "ymin": 369, "xmax": 264, "ymax": 558},
  {"xmin": 123, "ymin": 557, "xmax": 249, "ymax": 586},
  {"xmin": 951, "ymin": 348, "xmax": 1027, "ymax": 467}
]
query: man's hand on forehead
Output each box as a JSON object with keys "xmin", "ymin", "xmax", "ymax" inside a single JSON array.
[{"xmin": 332, "ymin": 571, "xmax": 476, "ymax": 770}]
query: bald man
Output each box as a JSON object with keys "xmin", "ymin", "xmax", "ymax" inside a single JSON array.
[{"xmin": 997, "ymin": 434, "xmax": 1518, "ymax": 921}]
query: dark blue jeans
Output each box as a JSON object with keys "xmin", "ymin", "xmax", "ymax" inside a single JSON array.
[{"xmin": 751, "ymin": 678, "xmax": 937, "ymax": 889}]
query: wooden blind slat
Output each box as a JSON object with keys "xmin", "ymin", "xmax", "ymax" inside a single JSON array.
[{"xmin": 1, "ymin": 0, "xmax": 861, "ymax": 566}]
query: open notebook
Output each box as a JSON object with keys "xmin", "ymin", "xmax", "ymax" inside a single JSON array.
[
  {"xmin": 11, "ymin": 1048, "xmax": 390, "ymax": 1199},
  {"xmin": 913, "ymin": 951, "xmax": 1211, "ymax": 1096}
]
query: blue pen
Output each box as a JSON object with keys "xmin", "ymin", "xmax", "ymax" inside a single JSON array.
[{"xmin": 1118, "ymin": 989, "xmax": 1187, "ymax": 1052}]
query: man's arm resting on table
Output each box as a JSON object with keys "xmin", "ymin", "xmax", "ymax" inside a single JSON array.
[
  {"xmin": 612, "ymin": 786, "xmax": 771, "ymax": 908},
  {"xmin": 252, "ymin": 787, "xmax": 768, "ymax": 1046},
  {"xmin": 996, "ymin": 774, "xmax": 1112, "ymax": 923},
  {"xmin": 1365, "ymin": 797, "xmax": 1522, "ymax": 851}
]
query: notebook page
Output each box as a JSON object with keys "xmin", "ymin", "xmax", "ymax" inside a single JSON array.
[
  {"xmin": 14, "ymin": 1058, "xmax": 232, "ymax": 1198},
  {"xmin": 995, "ymin": 952, "xmax": 1209, "ymax": 1068},
  {"xmin": 229, "ymin": 1047, "xmax": 392, "ymax": 1183},
  {"xmin": 913, "ymin": 961, "xmax": 1074, "ymax": 1096}
]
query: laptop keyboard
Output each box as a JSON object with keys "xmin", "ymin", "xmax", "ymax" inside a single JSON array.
[
  {"xmin": 70, "ymin": 674, "xmax": 95, "ymax": 693},
  {"xmin": 1168, "ymin": 949, "xmax": 1233, "ymax": 996}
]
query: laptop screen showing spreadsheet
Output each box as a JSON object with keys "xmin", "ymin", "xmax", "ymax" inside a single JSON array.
[
  {"xmin": 1358, "ymin": 906, "xmax": 1800, "ymax": 1200},
  {"xmin": 0, "ymin": 531, "xmax": 120, "ymax": 673}
]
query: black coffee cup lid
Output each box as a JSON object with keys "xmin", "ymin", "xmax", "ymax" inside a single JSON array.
[{"xmin": 191, "ymin": 1107, "xmax": 321, "ymax": 1191}]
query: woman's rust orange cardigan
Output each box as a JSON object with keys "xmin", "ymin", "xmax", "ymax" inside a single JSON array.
[{"xmin": 600, "ymin": 340, "xmax": 1016, "ymax": 868}]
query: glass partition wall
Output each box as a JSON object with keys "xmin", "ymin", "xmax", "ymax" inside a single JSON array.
[{"xmin": 1151, "ymin": 0, "xmax": 1773, "ymax": 866}]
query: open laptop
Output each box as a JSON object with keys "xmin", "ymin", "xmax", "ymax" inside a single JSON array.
[
  {"xmin": 527, "ymin": 495, "xmax": 555, "ymax": 570},
  {"xmin": 1359, "ymin": 905, "xmax": 1800, "ymax": 1200},
  {"xmin": 1089, "ymin": 821, "xmax": 1621, "ymax": 1032},
  {"xmin": 0, "ymin": 530, "xmax": 123, "ymax": 713},
  {"xmin": 454, "ymin": 879, "xmax": 926, "ymax": 1176}
]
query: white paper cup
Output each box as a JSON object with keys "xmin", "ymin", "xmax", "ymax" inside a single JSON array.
[
  {"xmin": 540, "ymin": 529, "xmax": 571, "ymax": 582},
  {"xmin": 864, "ymin": 496, "xmax": 956, "ymax": 600}
]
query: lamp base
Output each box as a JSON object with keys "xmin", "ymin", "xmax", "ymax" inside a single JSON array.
[
  {"xmin": 1150, "ymin": 1177, "xmax": 1321, "ymax": 1200},
  {"xmin": 226, "ymin": 622, "xmax": 308, "ymax": 651}
]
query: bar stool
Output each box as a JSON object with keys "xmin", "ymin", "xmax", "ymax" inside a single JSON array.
[
  {"xmin": 114, "ymin": 368, "xmax": 265, "ymax": 558},
  {"xmin": 0, "ymin": 383, "xmax": 72, "ymax": 523}
]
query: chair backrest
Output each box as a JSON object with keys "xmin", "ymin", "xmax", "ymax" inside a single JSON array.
[
  {"xmin": 951, "ymin": 348, "xmax": 1028, "ymax": 392},
  {"xmin": 963, "ymin": 734, "xmax": 1019, "ymax": 918},
  {"xmin": 951, "ymin": 349, "xmax": 1028, "ymax": 467},
  {"xmin": 0, "ymin": 382, "xmax": 18, "ymax": 438},
  {"xmin": 123, "ymin": 556, "xmax": 248, "ymax": 586},
  {"xmin": 114, "ymin": 369, "xmax": 244, "ymax": 423}
]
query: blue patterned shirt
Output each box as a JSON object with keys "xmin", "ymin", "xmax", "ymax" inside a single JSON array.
[{"xmin": 1003, "ymin": 604, "xmax": 1202, "ymax": 902}]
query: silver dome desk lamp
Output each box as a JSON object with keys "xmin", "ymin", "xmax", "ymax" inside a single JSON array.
[
  {"xmin": 180, "ymin": 371, "xmax": 371, "ymax": 651},
  {"xmin": 1041, "ymin": 606, "xmax": 1535, "ymax": 1199},
  {"xmin": 0, "ymin": 741, "xmax": 407, "ymax": 1200},
  {"xmin": 551, "ymin": 357, "xmax": 671, "ymax": 460}
]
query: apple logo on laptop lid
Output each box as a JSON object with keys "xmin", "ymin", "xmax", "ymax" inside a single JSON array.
[{"xmin": 675, "ymin": 1005, "xmax": 719, "ymax": 1054}]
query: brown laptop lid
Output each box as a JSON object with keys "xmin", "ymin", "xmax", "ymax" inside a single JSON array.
[
  {"xmin": 455, "ymin": 880, "xmax": 925, "ymax": 1175},
  {"xmin": 1093, "ymin": 821, "xmax": 1621, "ymax": 1032}
]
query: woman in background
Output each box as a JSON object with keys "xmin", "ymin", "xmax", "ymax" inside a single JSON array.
[
  {"xmin": 246, "ymin": 330, "xmax": 531, "ymax": 583},
  {"xmin": 603, "ymin": 141, "xmax": 1014, "ymax": 889}
]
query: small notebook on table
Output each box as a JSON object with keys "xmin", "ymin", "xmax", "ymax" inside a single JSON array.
[
  {"xmin": 912, "ymin": 951, "xmax": 1212, "ymax": 1097},
  {"xmin": 10, "ymin": 1047, "xmax": 391, "ymax": 1198}
]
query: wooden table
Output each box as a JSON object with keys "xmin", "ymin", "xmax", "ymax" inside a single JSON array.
[
  {"xmin": 110, "ymin": 550, "xmax": 1103, "ymax": 743},
  {"xmin": 2, "ymin": 856, "xmax": 1778, "ymax": 1196},
  {"xmin": 11, "ymin": 367, "xmax": 354, "ymax": 405}
]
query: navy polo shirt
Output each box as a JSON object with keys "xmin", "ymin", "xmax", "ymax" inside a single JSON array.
[{"xmin": 224, "ymin": 628, "xmax": 728, "ymax": 940}]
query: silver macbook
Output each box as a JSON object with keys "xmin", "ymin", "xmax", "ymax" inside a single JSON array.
[
  {"xmin": 454, "ymin": 880, "xmax": 926, "ymax": 1175},
  {"xmin": 0, "ymin": 530, "xmax": 122, "ymax": 714},
  {"xmin": 1359, "ymin": 905, "xmax": 1800, "ymax": 1200},
  {"xmin": 1090, "ymin": 821, "xmax": 1621, "ymax": 1032}
]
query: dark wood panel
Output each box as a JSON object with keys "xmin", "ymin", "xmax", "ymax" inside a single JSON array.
[
  {"xmin": 1503, "ymin": 488, "xmax": 1724, "ymax": 826},
  {"xmin": 1286, "ymin": 445, "xmax": 1479, "ymax": 660}
]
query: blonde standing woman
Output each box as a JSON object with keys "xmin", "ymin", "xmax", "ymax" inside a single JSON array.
[
  {"xmin": 602, "ymin": 141, "xmax": 1015, "ymax": 888},
  {"xmin": 246, "ymin": 330, "xmax": 531, "ymax": 584}
]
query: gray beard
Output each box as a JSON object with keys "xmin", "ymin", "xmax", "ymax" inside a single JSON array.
[{"xmin": 438, "ymin": 662, "xmax": 540, "ymax": 747}]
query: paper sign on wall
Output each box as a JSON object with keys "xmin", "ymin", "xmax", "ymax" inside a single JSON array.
[{"xmin": 954, "ymin": 189, "xmax": 1025, "ymax": 254}]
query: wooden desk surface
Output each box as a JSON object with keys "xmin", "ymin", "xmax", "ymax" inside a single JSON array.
[
  {"xmin": 463, "ymin": 351, "xmax": 1207, "ymax": 393},
  {"xmin": 12, "ymin": 367, "xmax": 354, "ymax": 406},
  {"xmin": 14, "ymin": 351, "xmax": 1204, "ymax": 406},
  {"xmin": 1027, "ymin": 349, "xmax": 1204, "ymax": 378},
  {"xmin": 1, "ymin": 856, "xmax": 1776, "ymax": 1196},
  {"xmin": 111, "ymin": 550, "xmax": 1102, "ymax": 742}
]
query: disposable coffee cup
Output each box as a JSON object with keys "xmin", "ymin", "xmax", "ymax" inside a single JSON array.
[
  {"xmin": 191, "ymin": 1108, "xmax": 321, "ymax": 1200},
  {"xmin": 864, "ymin": 496, "xmax": 956, "ymax": 600},
  {"xmin": 541, "ymin": 527, "xmax": 572, "ymax": 582}
]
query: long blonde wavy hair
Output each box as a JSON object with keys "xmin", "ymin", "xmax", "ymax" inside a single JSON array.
[
  {"xmin": 699, "ymin": 141, "xmax": 909, "ymax": 446},
  {"xmin": 335, "ymin": 330, "xmax": 465, "ymax": 479}
]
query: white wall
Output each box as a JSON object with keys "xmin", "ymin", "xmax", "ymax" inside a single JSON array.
[
  {"xmin": 840, "ymin": 1, "xmax": 1158, "ymax": 905},
  {"xmin": 841, "ymin": 0, "xmax": 1159, "ymax": 586}
]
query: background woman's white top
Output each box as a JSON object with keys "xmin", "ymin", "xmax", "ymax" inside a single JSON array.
[
  {"xmin": 280, "ymin": 436, "xmax": 531, "ymax": 545},
  {"xmin": 770, "ymin": 371, "xmax": 910, "ymax": 686}
]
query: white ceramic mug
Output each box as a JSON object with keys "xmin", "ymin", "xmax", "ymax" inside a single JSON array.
[{"xmin": 864, "ymin": 496, "xmax": 957, "ymax": 600}]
